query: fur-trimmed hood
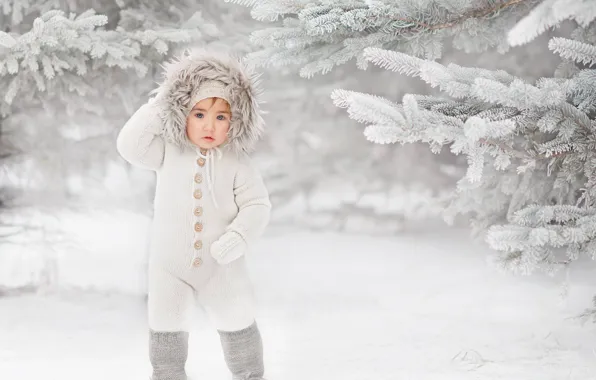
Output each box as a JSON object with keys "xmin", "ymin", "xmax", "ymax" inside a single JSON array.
[{"xmin": 150, "ymin": 49, "xmax": 265, "ymax": 155}]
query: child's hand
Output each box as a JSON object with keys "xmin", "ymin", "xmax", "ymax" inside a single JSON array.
[{"xmin": 210, "ymin": 231, "xmax": 247, "ymax": 265}]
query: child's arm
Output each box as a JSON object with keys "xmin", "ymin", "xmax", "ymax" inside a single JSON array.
[
  {"xmin": 210, "ymin": 158, "xmax": 272, "ymax": 264},
  {"xmin": 116, "ymin": 99, "xmax": 165, "ymax": 171}
]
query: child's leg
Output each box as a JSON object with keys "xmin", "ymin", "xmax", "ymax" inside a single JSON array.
[
  {"xmin": 149, "ymin": 330, "xmax": 189, "ymax": 380},
  {"xmin": 148, "ymin": 266, "xmax": 195, "ymax": 380},
  {"xmin": 217, "ymin": 320, "xmax": 264, "ymax": 380},
  {"xmin": 196, "ymin": 258, "xmax": 257, "ymax": 331},
  {"xmin": 196, "ymin": 261, "xmax": 265, "ymax": 379}
]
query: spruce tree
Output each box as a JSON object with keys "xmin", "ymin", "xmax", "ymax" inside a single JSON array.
[{"xmin": 238, "ymin": 0, "xmax": 596, "ymax": 289}]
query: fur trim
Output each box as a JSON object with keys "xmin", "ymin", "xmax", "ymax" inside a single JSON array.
[{"xmin": 149, "ymin": 48, "xmax": 265, "ymax": 155}]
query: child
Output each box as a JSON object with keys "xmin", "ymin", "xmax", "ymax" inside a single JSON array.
[{"xmin": 116, "ymin": 49, "xmax": 271, "ymax": 380}]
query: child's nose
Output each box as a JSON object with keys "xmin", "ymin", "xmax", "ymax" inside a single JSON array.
[{"xmin": 204, "ymin": 119, "xmax": 215, "ymax": 131}]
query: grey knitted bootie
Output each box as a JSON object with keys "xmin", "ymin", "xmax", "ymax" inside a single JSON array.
[
  {"xmin": 149, "ymin": 329, "xmax": 189, "ymax": 380},
  {"xmin": 217, "ymin": 321, "xmax": 266, "ymax": 380}
]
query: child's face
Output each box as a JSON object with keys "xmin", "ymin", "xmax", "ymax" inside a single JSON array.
[{"xmin": 186, "ymin": 97, "xmax": 231, "ymax": 149}]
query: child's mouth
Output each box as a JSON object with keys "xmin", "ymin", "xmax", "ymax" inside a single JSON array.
[{"xmin": 203, "ymin": 137, "xmax": 214, "ymax": 141}]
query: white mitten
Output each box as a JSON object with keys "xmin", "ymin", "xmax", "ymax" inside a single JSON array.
[{"xmin": 210, "ymin": 231, "xmax": 247, "ymax": 265}]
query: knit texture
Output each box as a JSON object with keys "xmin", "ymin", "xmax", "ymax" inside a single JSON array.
[
  {"xmin": 149, "ymin": 330, "xmax": 189, "ymax": 380},
  {"xmin": 190, "ymin": 79, "xmax": 230, "ymax": 107},
  {"xmin": 211, "ymin": 230, "xmax": 247, "ymax": 264},
  {"xmin": 218, "ymin": 321, "xmax": 265, "ymax": 380},
  {"xmin": 116, "ymin": 99, "xmax": 164, "ymax": 171}
]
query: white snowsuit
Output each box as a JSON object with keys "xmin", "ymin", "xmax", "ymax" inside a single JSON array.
[{"xmin": 116, "ymin": 50, "xmax": 271, "ymax": 333}]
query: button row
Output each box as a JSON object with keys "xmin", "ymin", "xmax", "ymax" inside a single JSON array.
[{"xmin": 192, "ymin": 149, "xmax": 208, "ymax": 267}]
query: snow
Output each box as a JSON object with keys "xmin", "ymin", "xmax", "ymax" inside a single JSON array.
[
  {"xmin": 0, "ymin": 209, "xmax": 151, "ymax": 294},
  {"xmin": 1, "ymin": 220, "xmax": 595, "ymax": 380}
]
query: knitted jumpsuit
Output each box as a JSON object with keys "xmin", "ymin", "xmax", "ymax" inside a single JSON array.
[{"xmin": 116, "ymin": 49, "xmax": 271, "ymax": 380}]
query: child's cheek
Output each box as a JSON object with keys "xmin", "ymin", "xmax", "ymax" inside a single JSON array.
[
  {"xmin": 221, "ymin": 124, "xmax": 231, "ymax": 142},
  {"xmin": 187, "ymin": 118, "xmax": 200, "ymax": 134}
]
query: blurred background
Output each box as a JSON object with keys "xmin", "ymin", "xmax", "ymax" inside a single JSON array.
[{"xmin": 0, "ymin": 1, "xmax": 595, "ymax": 379}]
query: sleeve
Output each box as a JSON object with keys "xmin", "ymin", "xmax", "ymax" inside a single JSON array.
[
  {"xmin": 116, "ymin": 99, "xmax": 165, "ymax": 171},
  {"xmin": 210, "ymin": 158, "xmax": 272, "ymax": 264}
]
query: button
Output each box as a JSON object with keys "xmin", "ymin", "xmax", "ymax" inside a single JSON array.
[
  {"xmin": 193, "ymin": 189, "xmax": 202, "ymax": 199},
  {"xmin": 194, "ymin": 240, "xmax": 203, "ymax": 249},
  {"xmin": 194, "ymin": 173, "xmax": 203, "ymax": 183},
  {"xmin": 194, "ymin": 222, "xmax": 203, "ymax": 232},
  {"xmin": 200, "ymin": 148, "xmax": 208, "ymax": 155},
  {"xmin": 192, "ymin": 257, "xmax": 203, "ymax": 267},
  {"xmin": 193, "ymin": 206, "xmax": 203, "ymax": 216},
  {"xmin": 197, "ymin": 158, "xmax": 206, "ymax": 166}
]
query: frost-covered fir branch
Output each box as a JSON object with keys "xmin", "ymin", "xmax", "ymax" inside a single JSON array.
[
  {"xmin": 330, "ymin": 8, "xmax": 596, "ymax": 277},
  {"xmin": 0, "ymin": 7, "xmax": 211, "ymax": 116},
  {"xmin": 485, "ymin": 10, "xmax": 596, "ymax": 276},
  {"xmin": 232, "ymin": 0, "xmax": 596, "ymax": 314},
  {"xmin": 507, "ymin": 0, "xmax": 596, "ymax": 46},
  {"xmin": 239, "ymin": 0, "xmax": 542, "ymax": 77},
  {"xmin": 487, "ymin": 205, "xmax": 596, "ymax": 275}
]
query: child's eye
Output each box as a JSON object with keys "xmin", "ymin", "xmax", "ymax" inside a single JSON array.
[
  {"xmin": 217, "ymin": 115, "xmax": 227, "ymax": 121},
  {"xmin": 195, "ymin": 113, "xmax": 204, "ymax": 118}
]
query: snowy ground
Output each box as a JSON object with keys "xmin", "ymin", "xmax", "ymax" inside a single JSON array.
[{"xmin": 1, "ymin": 225, "xmax": 595, "ymax": 380}]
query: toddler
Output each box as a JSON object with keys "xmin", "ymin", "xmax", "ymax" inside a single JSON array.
[{"xmin": 116, "ymin": 49, "xmax": 271, "ymax": 380}]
